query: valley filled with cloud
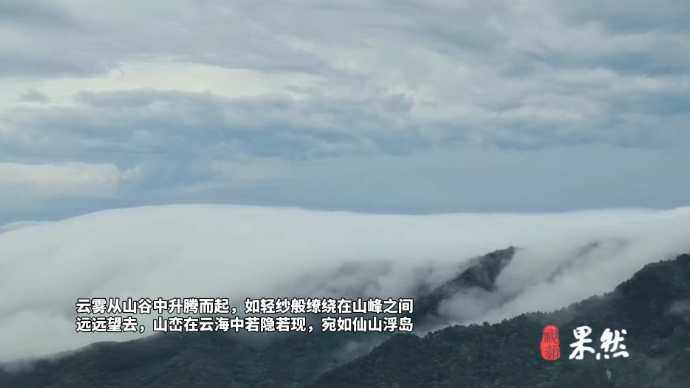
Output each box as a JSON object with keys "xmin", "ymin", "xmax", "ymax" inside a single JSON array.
[{"xmin": 1, "ymin": 205, "xmax": 689, "ymax": 363}]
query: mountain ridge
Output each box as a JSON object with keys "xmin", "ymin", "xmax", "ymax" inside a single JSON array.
[
  {"xmin": 1, "ymin": 252, "xmax": 688, "ymax": 387},
  {"xmin": 308, "ymin": 253, "xmax": 690, "ymax": 388}
]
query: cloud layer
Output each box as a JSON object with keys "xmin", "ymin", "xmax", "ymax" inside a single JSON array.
[
  {"xmin": 1, "ymin": 204, "xmax": 689, "ymax": 363},
  {"xmin": 0, "ymin": 0, "xmax": 689, "ymax": 218}
]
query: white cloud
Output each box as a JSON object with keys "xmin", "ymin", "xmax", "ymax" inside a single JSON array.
[
  {"xmin": 0, "ymin": 204, "xmax": 689, "ymax": 363},
  {"xmin": 0, "ymin": 221, "xmax": 47, "ymax": 233},
  {"xmin": 0, "ymin": 162, "xmax": 126, "ymax": 196}
]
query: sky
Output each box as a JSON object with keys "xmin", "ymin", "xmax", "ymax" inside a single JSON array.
[
  {"xmin": 0, "ymin": 0, "xmax": 689, "ymax": 222},
  {"xmin": 1, "ymin": 0, "xmax": 690, "ymax": 368}
]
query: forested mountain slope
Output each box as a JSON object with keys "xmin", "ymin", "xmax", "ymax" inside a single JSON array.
[{"xmin": 310, "ymin": 254, "xmax": 690, "ymax": 388}]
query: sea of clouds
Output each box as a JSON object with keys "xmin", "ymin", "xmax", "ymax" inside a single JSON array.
[{"xmin": 1, "ymin": 204, "xmax": 690, "ymax": 363}]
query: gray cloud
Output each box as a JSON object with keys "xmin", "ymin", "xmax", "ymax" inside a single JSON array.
[
  {"xmin": 552, "ymin": 0, "xmax": 690, "ymax": 33},
  {"xmin": 0, "ymin": 0, "xmax": 688, "ymax": 218},
  {"xmin": 0, "ymin": 1, "xmax": 100, "ymax": 78},
  {"xmin": 0, "ymin": 0, "xmax": 83, "ymax": 31},
  {"xmin": 16, "ymin": 89, "xmax": 49, "ymax": 103},
  {"xmin": 0, "ymin": 52, "xmax": 113, "ymax": 79},
  {"xmin": 7, "ymin": 89, "xmax": 418, "ymax": 161}
]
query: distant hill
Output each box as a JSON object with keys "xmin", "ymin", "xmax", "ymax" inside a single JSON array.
[
  {"xmin": 309, "ymin": 253, "xmax": 690, "ymax": 388},
  {"xmin": 1, "ymin": 251, "xmax": 688, "ymax": 388}
]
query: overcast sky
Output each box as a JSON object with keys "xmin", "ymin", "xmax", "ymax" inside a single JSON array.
[{"xmin": 1, "ymin": 0, "xmax": 689, "ymax": 222}]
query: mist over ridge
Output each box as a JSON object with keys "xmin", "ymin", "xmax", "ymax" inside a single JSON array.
[{"xmin": 1, "ymin": 204, "xmax": 689, "ymax": 363}]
